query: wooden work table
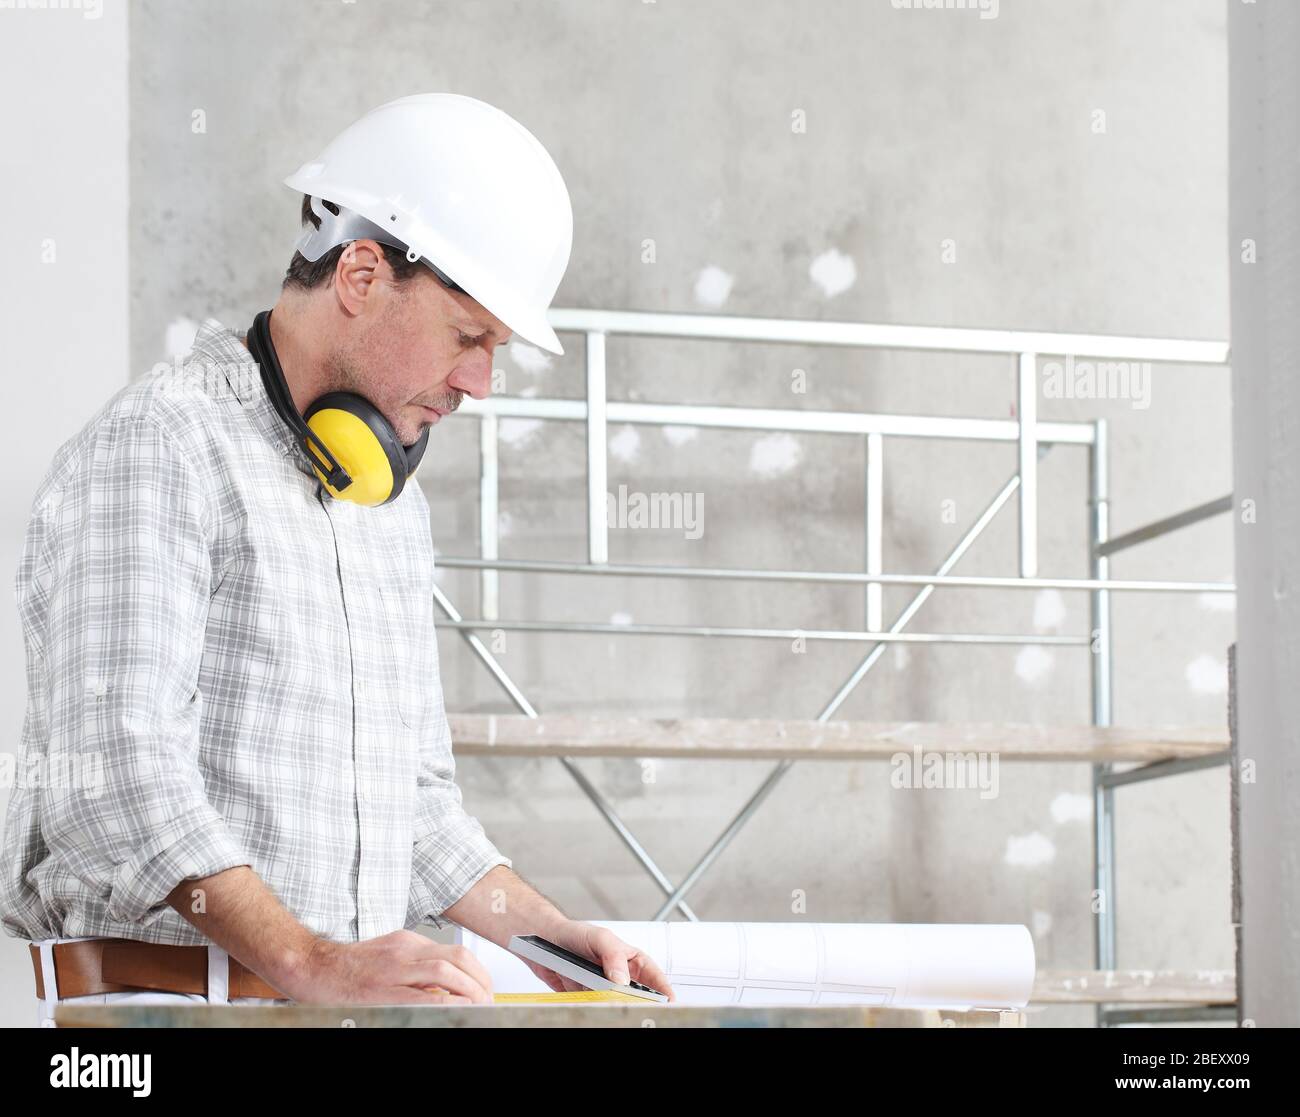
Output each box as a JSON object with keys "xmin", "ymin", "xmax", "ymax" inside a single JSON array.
[{"xmin": 56, "ymin": 1003, "xmax": 1025, "ymax": 1028}]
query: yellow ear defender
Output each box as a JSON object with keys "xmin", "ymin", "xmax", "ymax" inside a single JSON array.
[{"xmin": 246, "ymin": 309, "xmax": 429, "ymax": 506}]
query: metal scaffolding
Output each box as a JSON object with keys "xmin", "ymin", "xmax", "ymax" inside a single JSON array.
[{"xmin": 432, "ymin": 307, "xmax": 1233, "ymax": 1027}]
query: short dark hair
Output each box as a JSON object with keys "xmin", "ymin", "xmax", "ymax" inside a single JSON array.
[{"xmin": 281, "ymin": 195, "xmax": 427, "ymax": 292}]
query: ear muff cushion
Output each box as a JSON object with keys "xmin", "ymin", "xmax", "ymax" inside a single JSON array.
[{"xmin": 304, "ymin": 393, "xmax": 408, "ymax": 506}]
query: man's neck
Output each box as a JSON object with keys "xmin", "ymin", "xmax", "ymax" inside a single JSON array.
[{"xmin": 265, "ymin": 299, "xmax": 330, "ymax": 416}]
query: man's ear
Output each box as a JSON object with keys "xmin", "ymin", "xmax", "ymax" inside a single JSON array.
[{"xmin": 334, "ymin": 239, "xmax": 387, "ymax": 314}]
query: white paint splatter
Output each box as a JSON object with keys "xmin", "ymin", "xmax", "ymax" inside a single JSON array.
[
  {"xmin": 1197, "ymin": 591, "xmax": 1235, "ymax": 613},
  {"xmin": 1049, "ymin": 792, "xmax": 1092, "ymax": 824},
  {"xmin": 694, "ymin": 265, "xmax": 734, "ymax": 308},
  {"xmin": 497, "ymin": 511, "xmax": 515, "ymax": 539},
  {"xmin": 165, "ymin": 317, "xmax": 198, "ymax": 359},
  {"xmin": 1005, "ymin": 831, "xmax": 1056, "ymax": 868},
  {"xmin": 1031, "ymin": 910, "xmax": 1053, "ymax": 938},
  {"xmin": 609, "ymin": 425, "xmax": 641, "ymax": 463},
  {"xmin": 662, "ymin": 425, "xmax": 699, "ymax": 446},
  {"xmin": 809, "ymin": 248, "xmax": 857, "ymax": 298},
  {"xmin": 1186, "ymin": 654, "xmax": 1228, "ymax": 695},
  {"xmin": 609, "ymin": 611, "xmax": 633, "ymax": 626},
  {"xmin": 749, "ymin": 432, "xmax": 802, "ymax": 477},
  {"xmin": 1014, "ymin": 645, "xmax": 1055, "ymax": 685},
  {"xmin": 891, "ymin": 644, "xmax": 910, "ymax": 671},
  {"xmin": 498, "ymin": 417, "xmax": 543, "ymax": 446},
  {"xmin": 1032, "ymin": 589, "xmax": 1067, "ymax": 631},
  {"xmin": 509, "ymin": 343, "xmax": 553, "ymax": 374},
  {"xmin": 518, "ymin": 385, "xmax": 538, "ymax": 398}
]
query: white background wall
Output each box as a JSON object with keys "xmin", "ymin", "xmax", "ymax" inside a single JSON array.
[{"xmin": 0, "ymin": 0, "xmax": 128, "ymax": 1027}]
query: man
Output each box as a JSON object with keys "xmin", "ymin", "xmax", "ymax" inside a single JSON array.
[{"xmin": 1, "ymin": 93, "xmax": 673, "ymax": 1023}]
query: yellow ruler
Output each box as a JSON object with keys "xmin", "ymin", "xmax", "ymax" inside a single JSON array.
[
  {"xmin": 491, "ymin": 990, "xmax": 647, "ymax": 1004},
  {"xmin": 422, "ymin": 986, "xmax": 649, "ymax": 1004}
]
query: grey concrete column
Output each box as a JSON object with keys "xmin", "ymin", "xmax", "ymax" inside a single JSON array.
[{"xmin": 1229, "ymin": 0, "xmax": 1300, "ymax": 1028}]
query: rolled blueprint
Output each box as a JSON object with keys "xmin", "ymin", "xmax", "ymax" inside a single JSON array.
[{"xmin": 458, "ymin": 921, "xmax": 1036, "ymax": 1009}]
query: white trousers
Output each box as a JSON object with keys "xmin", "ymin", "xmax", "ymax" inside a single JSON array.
[{"xmin": 30, "ymin": 936, "xmax": 289, "ymax": 1028}]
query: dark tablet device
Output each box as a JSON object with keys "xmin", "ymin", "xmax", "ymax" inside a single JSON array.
[{"xmin": 507, "ymin": 934, "xmax": 669, "ymax": 1002}]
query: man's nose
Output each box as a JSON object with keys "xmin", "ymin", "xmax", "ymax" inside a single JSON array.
[{"xmin": 447, "ymin": 352, "xmax": 494, "ymax": 401}]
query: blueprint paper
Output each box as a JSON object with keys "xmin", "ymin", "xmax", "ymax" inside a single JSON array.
[{"xmin": 457, "ymin": 922, "xmax": 1036, "ymax": 1009}]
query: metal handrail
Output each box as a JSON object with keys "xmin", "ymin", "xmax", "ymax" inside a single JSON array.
[
  {"xmin": 546, "ymin": 307, "xmax": 1229, "ymax": 364},
  {"xmin": 434, "ymin": 555, "xmax": 1235, "ymax": 596},
  {"xmin": 438, "ymin": 618, "xmax": 1090, "ymax": 646}
]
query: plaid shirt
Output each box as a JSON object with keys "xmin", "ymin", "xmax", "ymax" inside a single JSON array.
[{"xmin": 1, "ymin": 318, "xmax": 509, "ymax": 947}]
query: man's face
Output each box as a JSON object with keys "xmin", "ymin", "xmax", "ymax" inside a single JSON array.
[{"xmin": 326, "ymin": 246, "xmax": 511, "ymax": 446}]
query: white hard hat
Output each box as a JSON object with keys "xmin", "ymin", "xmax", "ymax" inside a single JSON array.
[{"xmin": 284, "ymin": 93, "xmax": 573, "ymax": 356}]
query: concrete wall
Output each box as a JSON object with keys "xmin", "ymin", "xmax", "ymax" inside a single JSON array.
[{"xmin": 0, "ymin": 0, "xmax": 1234, "ymax": 1027}]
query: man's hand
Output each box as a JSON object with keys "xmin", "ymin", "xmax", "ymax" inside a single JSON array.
[
  {"xmin": 523, "ymin": 920, "xmax": 676, "ymax": 1002},
  {"xmin": 441, "ymin": 868, "xmax": 676, "ymax": 1002},
  {"xmin": 277, "ymin": 929, "xmax": 495, "ymax": 1005},
  {"xmin": 168, "ymin": 868, "xmax": 495, "ymax": 1006}
]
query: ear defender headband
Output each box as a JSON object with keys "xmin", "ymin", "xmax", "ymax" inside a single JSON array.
[{"xmin": 245, "ymin": 308, "xmax": 429, "ymax": 507}]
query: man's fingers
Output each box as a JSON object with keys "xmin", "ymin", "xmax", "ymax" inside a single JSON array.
[
  {"xmin": 442, "ymin": 943, "xmax": 495, "ymax": 993},
  {"xmin": 402, "ymin": 942, "xmax": 495, "ymax": 996},
  {"xmin": 402, "ymin": 959, "xmax": 492, "ymax": 1003},
  {"xmin": 587, "ymin": 932, "xmax": 632, "ymax": 985},
  {"xmin": 524, "ymin": 959, "xmax": 565, "ymax": 992},
  {"xmin": 586, "ymin": 929, "xmax": 671, "ymax": 995},
  {"xmin": 628, "ymin": 952, "xmax": 674, "ymax": 999},
  {"xmin": 591, "ymin": 943, "xmax": 630, "ymax": 985}
]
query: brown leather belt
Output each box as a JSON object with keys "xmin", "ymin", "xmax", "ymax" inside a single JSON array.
[{"xmin": 31, "ymin": 939, "xmax": 285, "ymax": 1001}]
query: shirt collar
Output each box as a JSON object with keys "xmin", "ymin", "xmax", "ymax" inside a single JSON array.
[{"xmin": 190, "ymin": 317, "xmax": 319, "ymax": 479}]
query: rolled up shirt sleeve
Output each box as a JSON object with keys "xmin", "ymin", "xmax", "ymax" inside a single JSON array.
[
  {"xmin": 39, "ymin": 413, "xmax": 252, "ymax": 927},
  {"xmin": 406, "ymin": 676, "xmax": 510, "ymax": 930}
]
